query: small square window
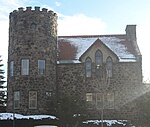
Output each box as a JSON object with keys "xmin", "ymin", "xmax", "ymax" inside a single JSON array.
[
  {"xmin": 86, "ymin": 93, "xmax": 93, "ymax": 101},
  {"xmin": 46, "ymin": 91, "xmax": 52, "ymax": 97}
]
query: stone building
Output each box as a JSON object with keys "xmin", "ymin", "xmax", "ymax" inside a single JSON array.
[{"xmin": 7, "ymin": 7, "xmax": 143, "ymax": 120}]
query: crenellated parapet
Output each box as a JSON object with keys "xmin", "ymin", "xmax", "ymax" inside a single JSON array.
[
  {"xmin": 9, "ymin": 6, "xmax": 57, "ymax": 33},
  {"xmin": 9, "ymin": 6, "xmax": 58, "ymax": 55},
  {"xmin": 10, "ymin": 6, "xmax": 57, "ymax": 17}
]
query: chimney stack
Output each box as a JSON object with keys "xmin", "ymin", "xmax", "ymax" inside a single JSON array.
[
  {"xmin": 126, "ymin": 25, "xmax": 141, "ymax": 58},
  {"xmin": 125, "ymin": 25, "xmax": 136, "ymax": 42}
]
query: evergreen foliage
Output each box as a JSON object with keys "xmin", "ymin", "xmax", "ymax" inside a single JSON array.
[
  {"xmin": 0, "ymin": 56, "xmax": 6, "ymax": 112},
  {"xmin": 48, "ymin": 93, "xmax": 87, "ymax": 127}
]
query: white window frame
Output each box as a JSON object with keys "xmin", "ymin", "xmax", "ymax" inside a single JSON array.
[
  {"xmin": 10, "ymin": 61, "xmax": 14, "ymax": 76},
  {"xmin": 29, "ymin": 91, "xmax": 37, "ymax": 109},
  {"xmin": 14, "ymin": 91, "xmax": 20, "ymax": 109},
  {"xmin": 21, "ymin": 59, "xmax": 29, "ymax": 75},
  {"xmin": 86, "ymin": 93, "xmax": 93, "ymax": 102},
  {"xmin": 38, "ymin": 60, "xmax": 45, "ymax": 75},
  {"xmin": 86, "ymin": 93, "xmax": 93, "ymax": 109}
]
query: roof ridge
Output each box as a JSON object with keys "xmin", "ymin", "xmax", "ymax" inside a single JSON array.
[{"xmin": 58, "ymin": 34, "xmax": 126, "ymax": 38}]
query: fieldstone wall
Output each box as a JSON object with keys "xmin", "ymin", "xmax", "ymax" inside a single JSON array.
[
  {"xmin": 57, "ymin": 63, "xmax": 85, "ymax": 97},
  {"xmin": 57, "ymin": 61, "xmax": 142, "ymax": 120},
  {"xmin": 7, "ymin": 7, "xmax": 57, "ymax": 114}
]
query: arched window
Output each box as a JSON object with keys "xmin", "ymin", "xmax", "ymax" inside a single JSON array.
[
  {"xmin": 85, "ymin": 57, "xmax": 92, "ymax": 77},
  {"xmin": 95, "ymin": 50, "xmax": 103, "ymax": 68},
  {"xmin": 106, "ymin": 57, "xmax": 113, "ymax": 77}
]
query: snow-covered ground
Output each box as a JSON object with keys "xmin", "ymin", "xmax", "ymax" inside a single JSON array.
[
  {"xmin": 0, "ymin": 113, "xmax": 57, "ymax": 120},
  {"xmin": 83, "ymin": 119, "xmax": 128, "ymax": 126},
  {"xmin": 0, "ymin": 113, "xmax": 134, "ymax": 127}
]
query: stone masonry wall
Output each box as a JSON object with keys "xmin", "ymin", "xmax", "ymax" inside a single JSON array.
[
  {"xmin": 7, "ymin": 7, "xmax": 57, "ymax": 114},
  {"xmin": 57, "ymin": 61, "xmax": 142, "ymax": 120},
  {"xmin": 57, "ymin": 63, "xmax": 85, "ymax": 97}
]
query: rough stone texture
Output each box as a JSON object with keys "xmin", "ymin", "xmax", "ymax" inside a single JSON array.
[
  {"xmin": 7, "ymin": 7, "xmax": 57, "ymax": 114},
  {"xmin": 7, "ymin": 7, "xmax": 143, "ymax": 120},
  {"xmin": 57, "ymin": 61, "xmax": 142, "ymax": 120}
]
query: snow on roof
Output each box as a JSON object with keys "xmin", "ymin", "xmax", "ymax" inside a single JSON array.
[
  {"xmin": 57, "ymin": 60, "xmax": 81, "ymax": 64},
  {"xmin": 58, "ymin": 36, "xmax": 136, "ymax": 62},
  {"xmin": 100, "ymin": 37, "xmax": 135, "ymax": 60},
  {"xmin": 0, "ymin": 113, "xmax": 57, "ymax": 120},
  {"xmin": 83, "ymin": 120, "xmax": 128, "ymax": 126}
]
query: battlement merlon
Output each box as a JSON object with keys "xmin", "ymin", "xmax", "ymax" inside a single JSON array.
[{"xmin": 9, "ymin": 6, "xmax": 57, "ymax": 17}]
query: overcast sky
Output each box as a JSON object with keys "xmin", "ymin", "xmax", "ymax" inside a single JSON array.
[{"xmin": 0, "ymin": 0, "xmax": 150, "ymax": 82}]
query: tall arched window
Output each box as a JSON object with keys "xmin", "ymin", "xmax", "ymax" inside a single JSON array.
[
  {"xmin": 95, "ymin": 50, "xmax": 103, "ymax": 68},
  {"xmin": 106, "ymin": 57, "xmax": 113, "ymax": 77},
  {"xmin": 85, "ymin": 57, "xmax": 92, "ymax": 77}
]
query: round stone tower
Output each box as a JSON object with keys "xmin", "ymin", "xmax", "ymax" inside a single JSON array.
[{"xmin": 7, "ymin": 7, "xmax": 57, "ymax": 114}]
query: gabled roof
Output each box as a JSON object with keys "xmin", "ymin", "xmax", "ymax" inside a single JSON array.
[
  {"xmin": 79, "ymin": 38, "xmax": 119, "ymax": 61},
  {"xmin": 58, "ymin": 34, "xmax": 138, "ymax": 63}
]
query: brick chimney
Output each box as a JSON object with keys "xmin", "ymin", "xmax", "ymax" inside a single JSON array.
[{"xmin": 125, "ymin": 25, "xmax": 136, "ymax": 42}]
